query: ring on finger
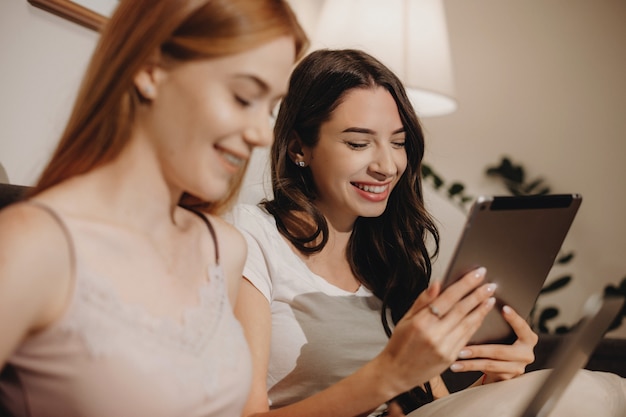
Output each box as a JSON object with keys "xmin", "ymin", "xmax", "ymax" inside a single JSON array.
[{"xmin": 428, "ymin": 303, "xmax": 443, "ymax": 319}]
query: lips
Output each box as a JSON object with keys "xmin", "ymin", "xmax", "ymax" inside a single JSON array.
[
  {"xmin": 221, "ymin": 151, "xmax": 245, "ymax": 167},
  {"xmin": 216, "ymin": 145, "xmax": 247, "ymax": 170}
]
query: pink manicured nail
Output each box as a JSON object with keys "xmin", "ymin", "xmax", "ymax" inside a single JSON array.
[
  {"xmin": 458, "ymin": 349, "xmax": 471, "ymax": 359},
  {"xmin": 450, "ymin": 363, "xmax": 464, "ymax": 372},
  {"xmin": 473, "ymin": 267, "xmax": 486, "ymax": 279},
  {"xmin": 503, "ymin": 305, "xmax": 513, "ymax": 314}
]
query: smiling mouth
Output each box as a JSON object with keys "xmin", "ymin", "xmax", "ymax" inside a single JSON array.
[
  {"xmin": 219, "ymin": 149, "xmax": 246, "ymax": 168},
  {"xmin": 352, "ymin": 183, "xmax": 389, "ymax": 194}
]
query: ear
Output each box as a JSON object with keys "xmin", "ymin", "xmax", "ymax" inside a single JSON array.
[
  {"xmin": 133, "ymin": 50, "xmax": 166, "ymax": 101},
  {"xmin": 287, "ymin": 133, "xmax": 307, "ymax": 167}
]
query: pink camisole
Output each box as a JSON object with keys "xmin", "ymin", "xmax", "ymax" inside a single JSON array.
[{"xmin": 0, "ymin": 203, "xmax": 251, "ymax": 417}]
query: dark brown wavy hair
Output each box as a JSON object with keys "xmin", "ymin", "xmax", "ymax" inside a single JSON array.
[
  {"xmin": 32, "ymin": 0, "xmax": 308, "ymax": 215},
  {"xmin": 263, "ymin": 48, "xmax": 440, "ymax": 412}
]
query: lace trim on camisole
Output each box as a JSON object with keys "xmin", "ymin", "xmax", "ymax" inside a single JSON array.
[
  {"xmin": 64, "ymin": 265, "xmax": 225, "ymax": 355},
  {"xmin": 60, "ymin": 263, "xmax": 234, "ymax": 394},
  {"xmin": 25, "ymin": 202, "xmax": 242, "ymax": 396}
]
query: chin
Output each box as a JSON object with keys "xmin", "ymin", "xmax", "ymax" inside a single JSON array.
[
  {"xmin": 186, "ymin": 182, "xmax": 230, "ymax": 204},
  {"xmin": 357, "ymin": 206, "xmax": 388, "ymax": 219}
]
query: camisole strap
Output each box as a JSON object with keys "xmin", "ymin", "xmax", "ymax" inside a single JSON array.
[
  {"xmin": 186, "ymin": 208, "xmax": 219, "ymax": 264},
  {"xmin": 22, "ymin": 200, "xmax": 77, "ymax": 283}
]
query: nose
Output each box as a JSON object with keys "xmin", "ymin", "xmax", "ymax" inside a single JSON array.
[
  {"xmin": 369, "ymin": 147, "xmax": 397, "ymax": 179},
  {"xmin": 242, "ymin": 109, "xmax": 273, "ymax": 148}
]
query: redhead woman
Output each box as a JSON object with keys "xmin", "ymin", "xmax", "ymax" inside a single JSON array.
[{"xmin": 0, "ymin": 1, "xmax": 307, "ymax": 416}]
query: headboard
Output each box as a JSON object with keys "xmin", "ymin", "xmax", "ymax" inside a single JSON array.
[{"xmin": 0, "ymin": 183, "xmax": 31, "ymax": 210}]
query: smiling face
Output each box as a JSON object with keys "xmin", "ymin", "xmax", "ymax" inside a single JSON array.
[
  {"xmin": 302, "ymin": 86, "xmax": 407, "ymax": 228},
  {"xmin": 135, "ymin": 36, "xmax": 296, "ymax": 203}
]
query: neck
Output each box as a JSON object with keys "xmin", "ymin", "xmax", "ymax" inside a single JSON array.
[
  {"xmin": 298, "ymin": 211, "xmax": 361, "ymax": 292},
  {"xmin": 54, "ymin": 134, "xmax": 184, "ymax": 232}
]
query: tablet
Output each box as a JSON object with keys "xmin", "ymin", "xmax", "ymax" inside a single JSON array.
[{"xmin": 441, "ymin": 194, "xmax": 583, "ymax": 344}]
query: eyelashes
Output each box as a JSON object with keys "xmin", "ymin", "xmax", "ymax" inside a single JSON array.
[
  {"xmin": 234, "ymin": 95, "xmax": 251, "ymax": 107},
  {"xmin": 344, "ymin": 141, "xmax": 406, "ymax": 150},
  {"xmin": 345, "ymin": 141, "xmax": 368, "ymax": 149}
]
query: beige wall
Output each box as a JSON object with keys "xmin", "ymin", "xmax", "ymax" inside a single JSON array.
[
  {"xmin": 1, "ymin": 0, "xmax": 624, "ymax": 335},
  {"xmin": 0, "ymin": 0, "xmax": 98, "ymax": 184},
  {"xmin": 425, "ymin": 0, "xmax": 626, "ymax": 336}
]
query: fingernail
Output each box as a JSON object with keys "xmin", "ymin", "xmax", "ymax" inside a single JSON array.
[
  {"xmin": 450, "ymin": 363, "xmax": 464, "ymax": 372},
  {"xmin": 474, "ymin": 267, "xmax": 486, "ymax": 279},
  {"xmin": 485, "ymin": 297, "xmax": 496, "ymax": 308},
  {"xmin": 458, "ymin": 349, "xmax": 471, "ymax": 359},
  {"xmin": 485, "ymin": 283, "xmax": 497, "ymax": 293},
  {"xmin": 502, "ymin": 305, "xmax": 512, "ymax": 314}
]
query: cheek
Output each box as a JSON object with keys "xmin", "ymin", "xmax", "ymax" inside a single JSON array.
[
  {"xmin": 396, "ymin": 149, "xmax": 408, "ymax": 173},
  {"xmin": 165, "ymin": 81, "xmax": 239, "ymax": 140},
  {"xmin": 392, "ymin": 153, "xmax": 408, "ymax": 188},
  {"xmin": 202, "ymin": 97, "xmax": 237, "ymax": 131},
  {"xmin": 398, "ymin": 157, "xmax": 408, "ymax": 176}
]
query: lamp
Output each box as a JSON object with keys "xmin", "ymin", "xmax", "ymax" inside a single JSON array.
[{"xmin": 310, "ymin": 0, "xmax": 457, "ymax": 117}]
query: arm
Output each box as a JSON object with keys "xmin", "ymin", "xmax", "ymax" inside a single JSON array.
[
  {"xmin": 237, "ymin": 268, "xmax": 497, "ymax": 417},
  {"xmin": 0, "ymin": 204, "xmax": 73, "ymax": 366},
  {"xmin": 234, "ymin": 278, "xmax": 272, "ymax": 415},
  {"xmin": 449, "ymin": 304, "xmax": 539, "ymax": 384}
]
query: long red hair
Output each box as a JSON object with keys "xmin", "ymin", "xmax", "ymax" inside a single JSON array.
[{"xmin": 33, "ymin": 0, "xmax": 308, "ymax": 214}]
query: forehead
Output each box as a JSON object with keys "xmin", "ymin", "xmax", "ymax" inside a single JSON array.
[
  {"xmin": 176, "ymin": 36, "xmax": 296, "ymax": 95},
  {"xmin": 229, "ymin": 36, "xmax": 296, "ymax": 90},
  {"xmin": 329, "ymin": 87, "xmax": 402, "ymax": 127}
]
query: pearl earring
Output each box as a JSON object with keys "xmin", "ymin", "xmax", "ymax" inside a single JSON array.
[{"xmin": 142, "ymin": 85, "xmax": 154, "ymax": 97}]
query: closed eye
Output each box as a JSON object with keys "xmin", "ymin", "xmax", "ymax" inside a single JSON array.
[
  {"xmin": 235, "ymin": 95, "xmax": 251, "ymax": 107},
  {"xmin": 345, "ymin": 141, "xmax": 368, "ymax": 150}
]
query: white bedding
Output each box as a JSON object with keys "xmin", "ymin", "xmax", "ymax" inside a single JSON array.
[{"xmin": 408, "ymin": 369, "xmax": 626, "ymax": 417}]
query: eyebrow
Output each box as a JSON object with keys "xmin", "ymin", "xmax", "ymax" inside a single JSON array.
[
  {"xmin": 234, "ymin": 74, "xmax": 270, "ymax": 93},
  {"xmin": 235, "ymin": 74, "xmax": 288, "ymax": 103},
  {"xmin": 342, "ymin": 127, "xmax": 405, "ymax": 135}
]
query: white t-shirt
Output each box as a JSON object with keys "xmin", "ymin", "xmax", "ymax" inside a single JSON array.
[{"xmin": 230, "ymin": 204, "xmax": 390, "ymax": 411}]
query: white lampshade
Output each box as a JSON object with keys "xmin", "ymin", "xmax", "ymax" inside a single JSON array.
[{"xmin": 311, "ymin": 0, "xmax": 457, "ymax": 117}]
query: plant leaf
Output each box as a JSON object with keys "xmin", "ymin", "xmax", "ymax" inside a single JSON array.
[
  {"xmin": 540, "ymin": 276, "xmax": 571, "ymax": 294},
  {"xmin": 555, "ymin": 325, "xmax": 570, "ymax": 334},
  {"xmin": 556, "ymin": 252, "xmax": 575, "ymax": 264},
  {"xmin": 537, "ymin": 307, "xmax": 559, "ymax": 333},
  {"xmin": 539, "ymin": 307, "xmax": 559, "ymax": 320},
  {"xmin": 448, "ymin": 183, "xmax": 464, "ymax": 196},
  {"xmin": 524, "ymin": 178, "xmax": 544, "ymax": 193}
]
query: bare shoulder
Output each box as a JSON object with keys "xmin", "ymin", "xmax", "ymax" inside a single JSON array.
[
  {"xmin": 207, "ymin": 214, "xmax": 248, "ymax": 262},
  {"xmin": 0, "ymin": 202, "xmax": 72, "ymax": 262},
  {"xmin": 0, "ymin": 202, "xmax": 74, "ymax": 331}
]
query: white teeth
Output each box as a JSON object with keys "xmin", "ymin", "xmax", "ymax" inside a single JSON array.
[
  {"xmin": 355, "ymin": 183, "xmax": 387, "ymax": 194},
  {"xmin": 222, "ymin": 151, "xmax": 244, "ymax": 167}
]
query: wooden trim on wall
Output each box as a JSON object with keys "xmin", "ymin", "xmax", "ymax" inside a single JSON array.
[{"xmin": 28, "ymin": 0, "xmax": 108, "ymax": 31}]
